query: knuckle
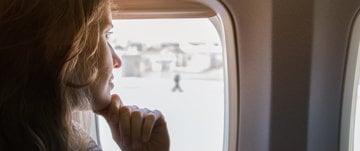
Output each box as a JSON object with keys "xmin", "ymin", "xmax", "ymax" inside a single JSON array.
[
  {"xmin": 145, "ymin": 113, "xmax": 156, "ymax": 121},
  {"xmin": 119, "ymin": 106, "xmax": 130, "ymax": 114},
  {"xmin": 131, "ymin": 110, "xmax": 142, "ymax": 118}
]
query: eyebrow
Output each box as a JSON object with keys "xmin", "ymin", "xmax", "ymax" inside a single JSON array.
[
  {"xmin": 108, "ymin": 24, "xmax": 113, "ymax": 30},
  {"xmin": 104, "ymin": 24, "xmax": 113, "ymax": 31}
]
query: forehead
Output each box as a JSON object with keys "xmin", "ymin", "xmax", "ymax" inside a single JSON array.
[{"xmin": 100, "ymin": 4, "xmax": 112, "ymax": 29}]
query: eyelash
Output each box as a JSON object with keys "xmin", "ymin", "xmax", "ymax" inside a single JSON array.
[{"xmin": 105, "ymin": 31, "xmax": 113, "ymax": 39}]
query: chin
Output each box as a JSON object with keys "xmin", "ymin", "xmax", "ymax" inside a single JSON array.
[
  {"xmin": 91, "ymin": 82, "xmax": 113, "ymax": 111},
  {"xmin": 93, "ymin": 95, "xmax": 112, "ymax": 111}
]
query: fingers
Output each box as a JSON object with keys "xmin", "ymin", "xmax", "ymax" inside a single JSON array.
[
  {"xmin": 108, "ymin": 95, "xmax": 121, "ymax": 123},
  {"xmin": 119, "ymin": 105, "xmax": 131, "ymax": 148},
  {"xmin": 98, "ymin": 94, "xmax": 123, "ymax": 142},
  {"xmin": 130, "ymin": 106, "xmax": 143, "ymax": 149},
  {"xmin": 118, "ymin": 106, "xmax": 164, "ymax": 149},
  {"xmin": 93, "ymin": 94, "xmax": 123, "ymax": 117},
  {"xmin": 96, "ymin": 96, "xmax": 167, "ymax": 151},
  {"xmin": 112, "ymin": 94, "xmax": 124, "ymax": 108},
  {"xmin": 142, "ymin": 109, "xmax": 162, "ymax": 142}
]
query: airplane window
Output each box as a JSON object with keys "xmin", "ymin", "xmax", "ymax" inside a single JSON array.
[
  {"xmin": 350, "ymin": 49, "xmax": 360, "ymax": 151},
  {"xmin": 342, "ymin": 14, "xmax": 360, "ymax": 151},
  {"xmin": 355, "ymin": 84, "xmax": 360, "ymax": 151},
  {"xmin": 97, "ymin": 18, "xmax": 225, "ymax": 151}
]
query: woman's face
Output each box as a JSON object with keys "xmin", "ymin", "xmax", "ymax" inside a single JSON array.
[{"xmin": 90, "ymin": 7, "xmax": 121, "ymax": 111}]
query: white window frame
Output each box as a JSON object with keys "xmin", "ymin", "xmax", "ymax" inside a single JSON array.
[
  {"xmin": 341, "ymin": 11, "xmax": 360, "ymax": 151},
  {"xmin": 90, "ymin": 1, "xmax": 238, "ymax": 151}
]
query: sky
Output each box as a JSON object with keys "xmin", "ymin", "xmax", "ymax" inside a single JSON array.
[{"xmin": 110, "ymin": 18, "xmax": 221, "ymax": 46}]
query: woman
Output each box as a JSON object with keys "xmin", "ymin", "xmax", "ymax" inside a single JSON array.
[{"xmin": 0, "ymin": 0, "xmax": 170, "ymax": 150}]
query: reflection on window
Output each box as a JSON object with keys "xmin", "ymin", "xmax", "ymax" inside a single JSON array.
[{"xmin": 98, "ymin": 18, "xmax": 225, "ymax": 151}]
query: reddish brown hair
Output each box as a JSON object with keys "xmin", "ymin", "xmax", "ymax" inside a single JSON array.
[{"xmin": 0, "ymin": 0, "xmax": 109, "ymax": 150}]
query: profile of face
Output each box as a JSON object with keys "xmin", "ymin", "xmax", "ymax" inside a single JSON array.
[{"xmin": 90, "ymin": 6, "xmax": 121, "ymax": 111}]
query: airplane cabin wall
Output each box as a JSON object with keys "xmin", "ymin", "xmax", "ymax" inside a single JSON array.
[
  {"xmin": 219, "ymin": 0, "xmax": 360, "ymax": 151},
  {"xmin": 219, "ymin": 0, "xmax": 272, "ymax": 151},
  {"xmin": 309, "ymin": 1, "xmax": 360, "ymax": 151}
]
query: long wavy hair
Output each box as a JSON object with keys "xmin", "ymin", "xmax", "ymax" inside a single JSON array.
[{"xmin": 0, "ymin": 0, "xmax": 109, "ymax": 150}]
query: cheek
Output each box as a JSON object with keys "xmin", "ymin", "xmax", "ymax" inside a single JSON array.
[
  {"xmin": 91, "ymin": 36, "xmax": 114, "ymax": 110},
  {"xmin": 91, "ymin": 78, "xmax": 112, "ymax": 110},
  {"xmin": 91, "ymin": 58, "xmax": 113, "ymax": 110}
]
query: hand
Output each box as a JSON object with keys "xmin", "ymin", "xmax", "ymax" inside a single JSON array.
[{"xmin": 94, "ymin": 94, "xmax": 170, "ymax": 151}]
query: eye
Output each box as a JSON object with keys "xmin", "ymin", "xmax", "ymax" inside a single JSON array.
[{"xmin": 105, "ymin": 31, "xmax": 113, "ymax": 40}]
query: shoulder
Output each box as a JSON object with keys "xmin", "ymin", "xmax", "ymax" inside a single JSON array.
[
  {"xmin": 87, "ymin": 138, "xmax": 102, "ymax": 151},
  {"xmin": 72, "ymin": 121, "xmax": 103, "ymax": 151}
]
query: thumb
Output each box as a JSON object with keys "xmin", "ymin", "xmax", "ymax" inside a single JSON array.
[
  {"xmin": 93, "ymin": 94, "xmax": 124, "ymax": 121},
  {"xmin": 94, "ymin": 94, "xmax": 125, "ymax": 143}
]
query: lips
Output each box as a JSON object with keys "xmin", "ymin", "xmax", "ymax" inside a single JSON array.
[
  {"xmin": 110, "ymin": 75, "xmax": 114, "ymax": 81},
  {"xmin": 109, "ymin": 75, "xmax": 114, "ymax": 89},
  {"xmin": 109, "ymin": 81, "xmax": 114, "ymax": 90}
]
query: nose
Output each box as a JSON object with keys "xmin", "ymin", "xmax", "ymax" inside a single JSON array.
[{"xmin": 109, "ymin": 43, "xmax": 121, "ymax": 68}]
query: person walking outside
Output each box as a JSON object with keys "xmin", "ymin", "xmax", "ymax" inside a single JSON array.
[{"xmin": 172, "ymin": 73, "xmax": 183, "ymax": 92}]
